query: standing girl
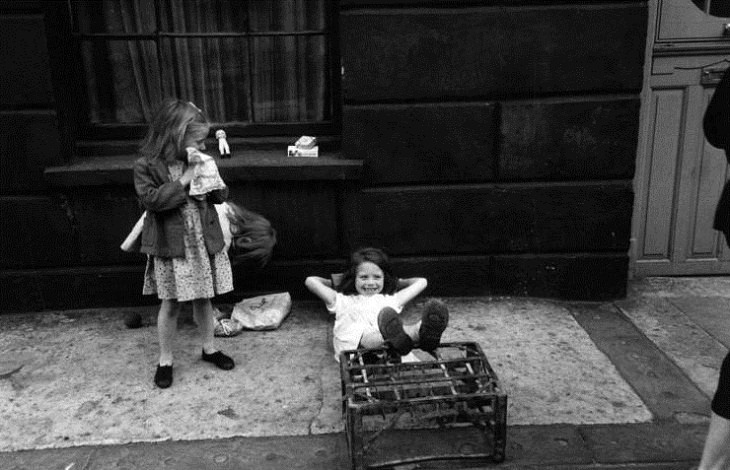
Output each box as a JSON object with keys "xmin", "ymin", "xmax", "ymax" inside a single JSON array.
[
  {"xmin": 305, "ymin": 247, "xmax": 449, "ymax": 361},
  {"xmin": 134, "ymin": 99, "xmax": 235, "ymax": 389}
]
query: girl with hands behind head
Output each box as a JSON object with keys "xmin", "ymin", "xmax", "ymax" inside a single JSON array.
[{"xmin": 305, "ymin": 247, "xmax": 449, "ymax": 362}]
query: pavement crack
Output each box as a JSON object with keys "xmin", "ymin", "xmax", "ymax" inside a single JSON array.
[
  {"xmin": 81, "ymin": 448, "xmax": 96, "ymax": 470},
  {"xmin": 308, "ymin": 322, "xmax": 337, "ymax": 435},
  {"xmin": 307, "ymin": 351, "xmax": 327, "ymax": 435},
  {"xmin": 0, "ymin": 365, "xmax": 23, "ymax": 379}
]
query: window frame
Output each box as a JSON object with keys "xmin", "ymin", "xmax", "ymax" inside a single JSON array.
[{"xmin": 43, "ymin": 1, "xmax": 341, "ymax": 160}]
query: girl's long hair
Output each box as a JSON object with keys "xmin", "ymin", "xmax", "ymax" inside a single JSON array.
[
  {"xmin": 139, "ymin": 99, "xmax": 210, "ymax": 163},
  {"xmin": 337, "ymin": 247, "xmax": 399, "ymax": 295}
]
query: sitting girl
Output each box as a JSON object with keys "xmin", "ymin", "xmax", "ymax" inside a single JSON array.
[{"xmin": 304, "ymin": 247, "xmax": 449, "ymax": 361}]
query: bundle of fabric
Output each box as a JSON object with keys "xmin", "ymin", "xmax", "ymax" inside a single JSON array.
[
  {"xmin": 215, "ymin": 201, "xmax": 276, "ymax": 268},
  {"xmin": 123, "ymin": 201, "xmax": 276, "ymax": 269}
]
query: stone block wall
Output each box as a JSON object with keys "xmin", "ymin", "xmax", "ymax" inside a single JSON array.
[
  {"xmin": 0, "ymin": 1, "xmax": 648, "ymax": 312},
  {"xmin": 337, "ymin": 0, "xmax": 647, "ymax": 300}
]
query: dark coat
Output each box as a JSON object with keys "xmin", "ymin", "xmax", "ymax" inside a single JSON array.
[
  {"xmin": 703, "ymin": 68, "xmax": 730, "ymax": 245},
  {"xmin": 133, "ymin": 156, "xmax": 228, "ymax": 258}
]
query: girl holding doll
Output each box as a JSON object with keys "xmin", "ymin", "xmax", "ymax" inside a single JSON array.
[{"xmin": 133, "ymin": 98, "xmax": 234, "ymax": 389}]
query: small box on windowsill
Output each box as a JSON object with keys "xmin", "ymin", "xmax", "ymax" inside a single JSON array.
[{"xmin": 287, "ymin": 145, "xmax": 319, "ymax": 157}]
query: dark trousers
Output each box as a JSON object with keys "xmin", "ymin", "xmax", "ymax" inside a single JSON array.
[
  {"xmin": 715, "ymin": 181, "xmax": 730, "ymax": 247},
  {"xmin": 712, "ymin": 351, "xmax": 730, "ymax": 419}
]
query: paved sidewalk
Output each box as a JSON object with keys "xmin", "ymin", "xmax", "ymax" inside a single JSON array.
[{"xmin": 0, "ymin": 276, "xmax": 728, "ymax": 469}]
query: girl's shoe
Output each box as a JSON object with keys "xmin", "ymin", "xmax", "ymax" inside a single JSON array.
[
  {"xmin": 378, "ymin": 307, "xmax": 413, "ymax": 355},
  {"xmin": 202, "ymin": 350, "xmax": 235, "ymax": 370},
  {"xmin": 154, "ymin": 364, "xmax": 173, "ymax": 389},
  {"xmin": 418, "ymin": 299, "xmax": 449, "ymax": 353}
]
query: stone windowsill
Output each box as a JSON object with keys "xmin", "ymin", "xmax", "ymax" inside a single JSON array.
[{"xmin": 44, "ymin": 150, "xmax": 362, "ymax": 186}]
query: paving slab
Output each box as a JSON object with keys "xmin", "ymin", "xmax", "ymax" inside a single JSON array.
[
  {"xmin": 0, "ymin": 434, "xmax": 350, "ymax": 470},
  {"xmin": 0, "ymin": 304, "xmax": 339, "ymax": 452},
  {"xmin": 434, "ymin": 297, "xmax": 652, "ymax": 426},
  {"xmin": 667, "ymin": 297, "xmax": 730, "ymax": 348},
  {"xmin": 616, "ymin": 278, "xmax": 730, "ymax": 398},
  {"xmin": 570, "ymin": 302, "xmax": 709, "ymax": 420},
  {"xmin": 581, "ymin": 422, "xmax": 707, "ymax": 464},
  {"xmin": 628, "ymin": 276, "xmax": 730, "ymax": 298}
]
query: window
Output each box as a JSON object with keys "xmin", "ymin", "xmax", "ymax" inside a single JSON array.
[
  {"xmin": 58, "ymin": 0, "xmax": 339, "ymax": 146},
  {"xmin": 690, "ymin": 0, "xmax": 730, "ymax": 17}
]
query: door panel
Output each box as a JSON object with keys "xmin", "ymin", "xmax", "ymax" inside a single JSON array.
[
  {"xmin": 640, "ymin": 89, "xmax": 685, "ymax": 260},
  {"xmin": 633, "ymin": 60, "xmax": 730, "ymax": 276}
]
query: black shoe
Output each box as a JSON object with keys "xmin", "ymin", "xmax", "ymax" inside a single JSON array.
[
  {"xmin": 202, "ymin": 350, "xmax": 235, "ymax": 370},
  {"xmin": 154, "ymin": 364, "xmax": 173, "ymax": 389},
  {"xmin": 418, "ymin": 299, "xmax": 449, "ymax": 353},
  {"xmin": 377, "ymin": 307, "xmax": 413, "ymax": 356}
]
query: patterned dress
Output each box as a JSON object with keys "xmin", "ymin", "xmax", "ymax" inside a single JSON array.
[{"xmin": 142, "ymin": 162, "xmax": 233, "ymax": 302}]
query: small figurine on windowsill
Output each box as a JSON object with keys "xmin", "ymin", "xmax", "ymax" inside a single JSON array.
[{"xmin": 216, "ymin": 129, "xmax": 231, "ymax": 158}]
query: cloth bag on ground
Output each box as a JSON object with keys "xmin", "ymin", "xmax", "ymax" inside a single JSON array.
[
  {"xmin": 231, "ymin": 292, "xmax": 292, "ymax": 330},
  {"xmin": 213, "ymin": 307, "xmax": 245, "ymax": 337}
]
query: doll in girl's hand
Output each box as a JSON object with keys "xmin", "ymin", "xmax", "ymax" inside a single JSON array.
[{"xmin": 187, "ymin": 147, "xmax": 226, "ymax": 197}]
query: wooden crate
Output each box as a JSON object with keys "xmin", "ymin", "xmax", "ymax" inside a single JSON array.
[{"xmin": 340, "ymin": 342, "xmax": 507, "ymax": 469}]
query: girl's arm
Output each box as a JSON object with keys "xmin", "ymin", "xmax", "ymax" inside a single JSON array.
[
  {"xmin": 305, "ymin": 276, "xmax": 337, "ymax": 307},
  {"xmin": 394, "ymin": 277, "xmax": 428, "ymax": 307},
  {"xmin": 133, "ymin": 158, "xmax": 189, "ymax": 212}
]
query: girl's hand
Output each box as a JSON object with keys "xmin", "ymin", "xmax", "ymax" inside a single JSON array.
[{"xmin": 178, "ymin": 166, "xmax": 196, "ymax": 187}]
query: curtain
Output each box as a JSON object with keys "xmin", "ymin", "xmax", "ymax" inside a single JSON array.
[
  {"xmin": 248, "ymin": 0, "xmax": 327, "ymax": 123},
  {"xmin": 78, "ymin": 0, "xmax": 328, "ymax": 125}
]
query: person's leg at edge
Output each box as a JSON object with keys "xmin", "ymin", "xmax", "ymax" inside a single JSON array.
[
  {"xmin": 158, "ymin": 299, "xmax": 180, "ymax": 366},
  {"xmin": 698, "ymin": 412, "xmax": 730, "ymax": 470},
  {"xmin": 698, "ymin": 351, "xmax": 730, "ymax": 470}
]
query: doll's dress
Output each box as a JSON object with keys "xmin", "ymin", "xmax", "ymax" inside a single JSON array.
[{"xmin": 142, "ymin": 162, "xmax": 233, "ymax": 302}]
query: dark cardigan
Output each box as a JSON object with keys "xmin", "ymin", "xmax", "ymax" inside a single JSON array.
[
  {"xmin": 133, "ymin": 156, "xmax": 228, "ymax": 258},
  {"xmin": 703, "ymin": 67, "xmax": 730, "ymax": 246}
]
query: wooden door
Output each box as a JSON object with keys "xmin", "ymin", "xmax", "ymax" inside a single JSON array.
[{"xmin": 631, "ymin": 0, "xmax": 730, "ymax": 276}]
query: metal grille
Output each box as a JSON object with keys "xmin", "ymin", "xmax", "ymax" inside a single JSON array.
[{"xmin": 340, "ymin": 342, "xmax": 507, "ymax": 469}]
